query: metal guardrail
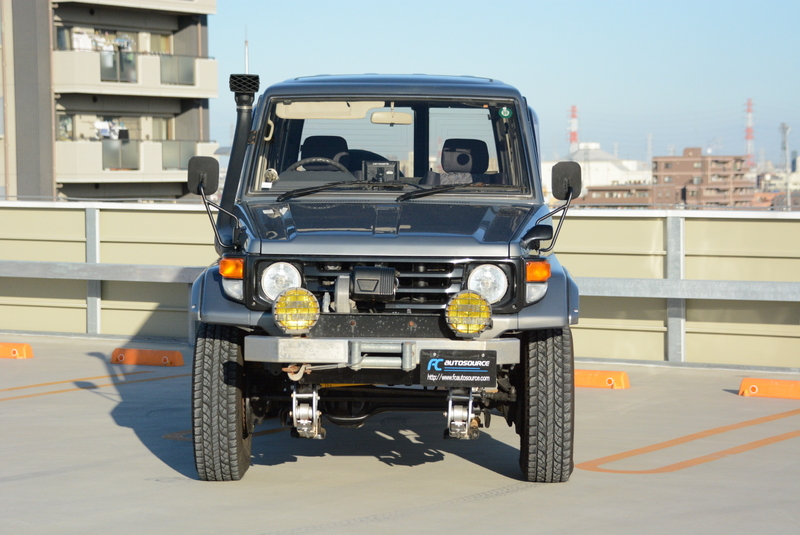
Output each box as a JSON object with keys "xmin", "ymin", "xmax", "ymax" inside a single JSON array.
[
  {"xmin": 2, "ymin": 261, "xmax": 797, "ymax": 301},
  {"xmin": 0, "ymin": 203, "xmax": 798, "ymax": 365},
  {"xmin": 576, "ymin": 277, "xmax": 800, "ymax": 302},
  {"xmin": 0, "ymin": 261, "xmax": 203, "ymax": 284}
]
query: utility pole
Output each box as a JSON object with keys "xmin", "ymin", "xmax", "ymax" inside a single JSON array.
[
  {"xmin": 568, "ymin": 106, "xmax": 579, "ymax": 154},
  {"xmin": 780, "ymin": 123, "xmax": 791, "ymax": 209},
  {"xmin": 244, "ymin": 26, "xmax": 249, "ymax": 74},
  {"xmin": 745, "ymin": 99, "xmax": 755, "ymax": 170}
]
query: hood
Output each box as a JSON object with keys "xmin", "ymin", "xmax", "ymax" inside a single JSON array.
[{"xmin": 246, "ymin": 202, "xmax": 536, "ymax": 257}]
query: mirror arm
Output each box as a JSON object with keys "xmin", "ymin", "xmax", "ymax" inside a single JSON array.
[
  {"xmin": 538, "ymin": 187, "xmax": 574, "ymax": 254},
  {"xmin": 199, "ymin": 184, "xmax": 245, "ymax": 251}
]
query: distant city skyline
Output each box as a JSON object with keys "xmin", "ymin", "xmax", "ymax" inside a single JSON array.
[{"xmin": 208, "ymin": 0, "xmax": 800, "ymax": 167}]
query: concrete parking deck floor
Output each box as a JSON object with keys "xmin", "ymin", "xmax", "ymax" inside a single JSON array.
[{"xmin": 1, "ymin": 334, "xmax": 799, "ymax": 535}]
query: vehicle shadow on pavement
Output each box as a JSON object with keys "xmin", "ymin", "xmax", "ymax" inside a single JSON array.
[
  {"xmin": 250, "ymin": 411, "xmax": 524, "ymax": 480},
  {"xmin": 79, "ymin": 350, "xmax": 523, "ymax": 481},
  {"xmin": 84, "ymin": 350, "xmax": 197, "ymax": 479}
]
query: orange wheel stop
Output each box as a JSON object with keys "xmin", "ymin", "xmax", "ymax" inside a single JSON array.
[
  {"xmin": 575, "ymin": 369, "xmax": 630, "ymax": 389},
  {"xmin": 111, "ymin": 348, "xmax": 184, "ymax": 367},
  {"xmin": 739, "ymin": 378, "xmax": 800, "ymax": 400},
  {"xmin": 0, "ymin": 343, "xmax": 34, "ymax": 359}
]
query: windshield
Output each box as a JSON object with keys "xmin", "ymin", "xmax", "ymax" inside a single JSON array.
[{"xmin": 249, "ymin": 99, "xmax": 529, "ymax": 198}]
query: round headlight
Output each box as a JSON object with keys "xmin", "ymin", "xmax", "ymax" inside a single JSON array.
[
  {"xmin": 445, "ymin": 291, "xmax": 492, "ymax": 336},
  {"xmin": 467, "ymin": 264, "xmax": 508, "ymax": 304},
  {"xmin": 273, "ymin": 288, "xmax": 320, "ymax": 333},
  {"xmin": 261, "ymin": 262, "xmax": 302, "ymax": 301}
]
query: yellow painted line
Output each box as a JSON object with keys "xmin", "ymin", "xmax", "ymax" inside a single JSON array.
[
  {"xmin": 162, "ymin": 426, "xmax": 290, "ymax": 442},
  {"xmin": 577, "ymin": 407, "xmax": 800, "ymax": 474},
  {"xmin": 0, "ymin": 371, "xmax": 153, "ymax": 393},
  {"xmin": 253, "ymin": 427, "xmax": 291, "ymax": 437},
  {"xmin": 0, "ymin": 374, "xmax": 190, "ymax": 402}
]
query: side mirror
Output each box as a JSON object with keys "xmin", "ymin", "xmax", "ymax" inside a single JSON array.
[
  {"xmin": 520, "ymin": 224, "xmax": 554, "ymax": 250},
  {"xmin": 552, "ymin": 161, "xmax": 582, "ymax": 200},
  {"xmin": 188, "ymin": 156, "xmax": 220, "ymax": 195}
]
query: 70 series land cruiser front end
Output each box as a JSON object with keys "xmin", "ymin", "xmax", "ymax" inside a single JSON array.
[{"xmin": 188, "ymin": 73, "xmax": 581, "ymax": 482}]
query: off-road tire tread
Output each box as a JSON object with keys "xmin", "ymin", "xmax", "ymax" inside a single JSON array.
[
  {"xmin": 519, "ymin": 327, "xmax": 574, "ymax": 482},
  {"xmin": 192, "ymin": 322, "xmax": 251, "ymax": 481}
]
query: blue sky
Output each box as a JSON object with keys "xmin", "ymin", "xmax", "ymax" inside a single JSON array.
[{"xmin": 208, "ymin": 0, "xmax": 800, "ymax": 165}]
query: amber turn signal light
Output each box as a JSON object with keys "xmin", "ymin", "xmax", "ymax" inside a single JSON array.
[
  {"xmin": 525, "ymin": 261, "xmax": 551, "ymax": 282},
  {"xmin": 219, "ymin": 257, "xmax": 244, "ymax": 279}
]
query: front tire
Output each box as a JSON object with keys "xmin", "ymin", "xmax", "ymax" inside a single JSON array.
[
  {"xmin": 192, "ymin": 322, "xmax": 252, "ymax": 481},
  {"xmin": 517, "ymin": 327, "xmax": 575, "ymax": 482}
]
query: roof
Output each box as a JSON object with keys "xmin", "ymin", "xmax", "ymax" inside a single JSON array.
[{"xmin": 262, "ymin": 74, "xmax": 524, "ymax": 100}]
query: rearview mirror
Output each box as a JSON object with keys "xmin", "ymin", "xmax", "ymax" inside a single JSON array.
[
  {"xmin": 370, "ymin": 111, "xmax": 413, "ymax": 125},
  {"xmin": 551, "ymin": 161, "xmax": 582, "ymax": 200},
  {"xmin": 188, "ymin": 156, "xmax": 220, "ymax": 195}
]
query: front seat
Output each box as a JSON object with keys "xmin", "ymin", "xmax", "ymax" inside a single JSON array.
[
  {"xmin": 299, "ymin": 135, "xmax": 349, "ymax": 171},
  {"xmin": 426, "ymin": 138, "xmax": 489, "ymax": 185}
]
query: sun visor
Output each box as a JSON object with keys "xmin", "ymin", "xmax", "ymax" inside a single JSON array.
[{"xmin": 275, "ymin": 101, "xmax": 384, "ymax": 120}]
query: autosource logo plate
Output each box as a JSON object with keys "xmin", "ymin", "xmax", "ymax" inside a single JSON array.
[{"xmin": 420, "ymin": 350, "xmax": 497, "ymax": 388}]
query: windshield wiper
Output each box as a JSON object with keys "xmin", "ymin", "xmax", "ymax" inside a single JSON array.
[
  {"xmin": 396, "ymin": 183, "xmax": 485, "ymax": 202},
  {"xmin": 276, "ymin": 180, "xmax": 371, "ymax": 202},
  {"xmin": 277, "ymin": 180, "xmax": 422, "ymax": 202}
]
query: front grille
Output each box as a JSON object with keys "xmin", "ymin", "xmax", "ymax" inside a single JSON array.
[{"xmin": 303, "ymin": 260, "xmax": 466, "ymax": 311}]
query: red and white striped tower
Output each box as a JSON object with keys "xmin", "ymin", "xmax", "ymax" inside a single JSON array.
[
  {"xmin": 568, "ymin": 105, "xmax": 579, "ymax": 154},
  {"xmin": 745, "ymin": 99, "xmax": 755, "ymax": 169}
]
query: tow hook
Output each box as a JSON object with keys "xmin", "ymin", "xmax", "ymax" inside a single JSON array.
[
  {"xmin": 445, "ymin": 388, "xmax": 480, "ymax": 440},
  {"xmin": 289, "ymin": 384, "xmax": 326, "ymax": 439}
]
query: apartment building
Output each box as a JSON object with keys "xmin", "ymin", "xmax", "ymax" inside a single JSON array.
[
  {"xmin": 1, "ymin": 0, "xmax": 217, "ymax": 200},
  {"xmin": 653, "ymin": 147, "xmax": 754, "ymax": 208},
  {"xmin": 576, "ymin": 148, "xmax": 756, "ymax": 208}
]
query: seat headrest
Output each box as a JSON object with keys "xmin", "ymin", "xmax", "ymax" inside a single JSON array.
[
  {"xmin": 301, "ymin": 136, "xmax": 349, "ymax": 162},
  {"xmin": 441, "ymin": 139, "xmax": 489, "ymax": 174},
  {"xmin": 299, "ymin": 136, "xmax": 349, "ymax": 171}
]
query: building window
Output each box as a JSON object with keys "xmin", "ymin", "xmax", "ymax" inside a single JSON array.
[
  {"xmin": 664, "ymin": 162, "xmax": 672, "ymax": 169},
  {"xmin": 57, "ymin": 114, "xmax": 74, "ymax": 141},
  {"xmin": 664, "ymin": 176, "xmax": 672, "ymax": 182},
  {"xmin": 93, "ymin": 116, "xmax": 140, "ymax": 140},
  {"xmin": 152, "ymin": 117, "xmax": 172, "ymax": 141},
  {"xmin": 693, "ymin": 177, "xmax": 701, "ymax": 184},
  {"xmin": 150, "ymin": 33, "xmax": 172, "ymax": 54},
  {"xmin": 693, "ymin": 162, "xmax": 702, "ymax": 168},
  {"xmin": 652, "ymin": 162, "xmax": 658, "ymax": 171},
  {"xmin": 55, "ymin": 26, "xmax": 70, "ymax": 50},
  {"xmin": 653, "ymin": 176, "xmax": 658, "ymax": 184}
]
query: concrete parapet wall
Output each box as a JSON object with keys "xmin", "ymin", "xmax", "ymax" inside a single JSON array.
[{"xmin": 0, "ymin": 202, "xmax": 798, "ymax": 368}]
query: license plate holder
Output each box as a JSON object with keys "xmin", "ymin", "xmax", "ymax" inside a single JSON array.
[{"xmin": 420, "ymin": 350, "xmax": 497, "ymax": 388}]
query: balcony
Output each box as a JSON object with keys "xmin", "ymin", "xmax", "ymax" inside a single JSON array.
[
  {"xmin": 68, "ymin": 0, "xmax": 216, "ymax": 14},
  {"xmin": 55, "ymin": 140, "xmax": 219, "ymax": 184},
  {"xmin": 53, "ymin": 50, "xmax": 217, "ymax": 99},
  {"xmin": 102, "ymin": 140, "xmax": 140, "ymax": 170}
]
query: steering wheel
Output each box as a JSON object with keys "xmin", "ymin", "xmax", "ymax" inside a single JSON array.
[{"xmin": 285, "ymin": 157, "xmax": 349, "ymax": 173}]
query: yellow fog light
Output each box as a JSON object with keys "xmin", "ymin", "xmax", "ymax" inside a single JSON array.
[
  {"xmin": 445, "ymin": 291, "xmax": 491, "ymax": 336},
  {"xmin": 273, "ymin": 288, "xmax": 320, "ymax": 333}
]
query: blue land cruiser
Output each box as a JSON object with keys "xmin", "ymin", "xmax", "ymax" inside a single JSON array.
[{"xmin": 188, "ymin": 74, "xmax": 581, "ymax": 482}]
